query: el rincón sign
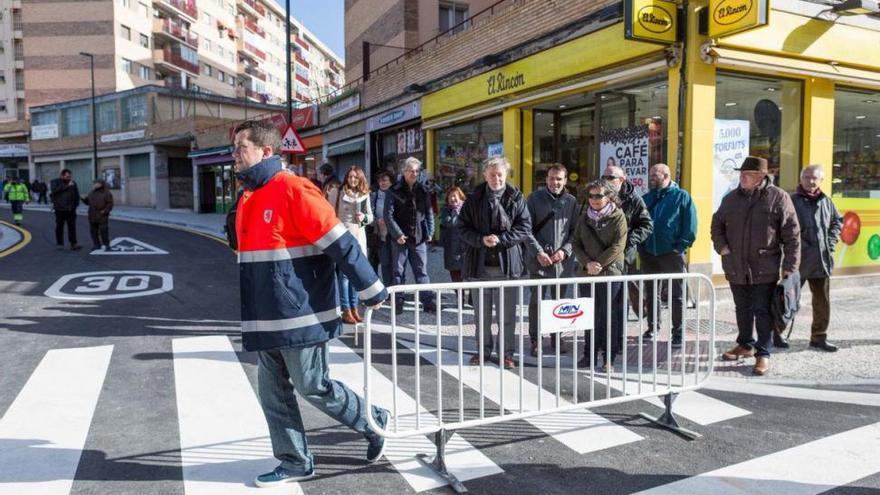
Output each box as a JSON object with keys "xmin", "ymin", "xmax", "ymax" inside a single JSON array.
[
  {"xmin": 625, "ymin": 0, "xmax": 678, "ymax": 44},
  {"xmin": 708, "ymin": 0, "xmax": 768, "ymax": 37}
]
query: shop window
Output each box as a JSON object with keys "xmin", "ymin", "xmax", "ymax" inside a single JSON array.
[
  {"xmin": 97, "ymin": 101, "xmax": 117, "ymax": 133},
  {"xmin": 62, "ymin": 105, "xmax": 90, "ymax": 137},
  {"xmin": 122, "ymin": 95, "xmax": 147, "ymax": 128},
  {"xmin": 833, "ymin": 87, "xmax": 880, "ymax": 198},
  {"xmin": 32, "ymin": 110, "xmax": 58, "ymax": 126},
  {"xmin": 715, "ymin": 72, "xmax": 802, "ymax": 189},
  {"xmin": 128, "ymin": 154, "xmax": 151, "ymax": 178},
  {"xmin": 435, "ymin": 114, "xmax": 503, "ymax": 194},
  {"xmin": 377, "ymin": 124, "xmax": 425, "ymax": 178}
]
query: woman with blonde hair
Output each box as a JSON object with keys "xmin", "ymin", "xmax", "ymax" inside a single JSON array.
[{"xmin": 328, "ymin": 166, "xmax": 374, "ymax": 323}]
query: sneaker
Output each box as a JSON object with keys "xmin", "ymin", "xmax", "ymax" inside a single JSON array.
[
  {"xmin": 366, "ymin": 409, "xmax": 389, "ymax": 463},
  {"xmin": 103, "ymin": 245, "xmax": 110, "ymax": 251},
  {"xmin": 773, "ymin": 333, "xmax": 790, "ymax": 349},
  {"xmin": 423, "ymin": 303, "xmax": 437, "ymax": 314},
  {"xmin": 254, "ymin": 466, "xmax": 314, "ymax": 488},
  {"xmin": 671, "ymin": 333, "xmax": 682, "ymax": 348},
  {"xmin": 642, "ymin": 330, "xmax": 654, "ymax": 340}
]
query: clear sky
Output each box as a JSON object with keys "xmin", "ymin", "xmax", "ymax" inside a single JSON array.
[{"xmin": 275, "ymin": 0, "xmax": 345, "ymax": 60}]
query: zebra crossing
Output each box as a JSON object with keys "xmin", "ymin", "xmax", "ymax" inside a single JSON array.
[{"xmin": 2, "ymin": 334, "xmax": 879, "ymax": 495}]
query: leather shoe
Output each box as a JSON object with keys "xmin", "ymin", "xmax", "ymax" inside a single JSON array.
[
  {"xmin": 809, "ymin": 340, "xmax": 838, "ymax": 352},
  {"xmin": 752, "ymin": 356, "xmax": 770, "ymax": 376},
  {"xmin": 341, "ymin": 309, "xmax": 357, "ymax": 324},
  {"xmin": 773, "ymin": 332, "xmax": 789, "ymax": 349},
  {"xmin": 721, "ymin": 344, "xmax": 754, "ymax": 361},
  {"xmin": 352, "ymin": 308, "xmax": 363, "ymax": 323}
]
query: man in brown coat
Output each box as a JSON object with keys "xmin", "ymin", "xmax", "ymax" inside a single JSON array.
[
  {"xmin": 82, "ymin": 179, "xmax": 114, "ymax": 251},
  {"xmin": 710, "ymin": 156, "xmax": 800, "ymax": 375}
]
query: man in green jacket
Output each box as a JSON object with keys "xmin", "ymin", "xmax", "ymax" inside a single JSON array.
[{"xmin": 3, "ymin": 177, "xmax": 30, "ymax": 225}]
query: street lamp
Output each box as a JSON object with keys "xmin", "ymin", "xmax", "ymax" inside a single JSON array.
[{"xmin": 79, "ymin": 52, "xmax": 99, "ymax": 180}]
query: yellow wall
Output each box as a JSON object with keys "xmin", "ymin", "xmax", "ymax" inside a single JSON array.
[
  {"xmin": 503, "ymin": 108, "xmax": 522, "ymax": 188},
  {"xmin": 802, "ymin": 78, "xmax": 835, "ymax": 183}
]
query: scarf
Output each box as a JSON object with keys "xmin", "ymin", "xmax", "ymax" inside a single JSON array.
[
  {"xmin": 797, "ymin": 184, "xmax": 822, "ymax": 200},
  {"xmin": 587, "ymin": 201, "xmax": 615, "ymax": 221}
]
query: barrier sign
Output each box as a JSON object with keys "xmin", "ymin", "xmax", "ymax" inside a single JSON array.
[
  {"xmin": 625, "ymin": 0, "xmax": 679, "ymax": 44},
  {"xmin": 539, "ymin": 297, "xmax": 594, "ymax": 334},
  {"xmin": 708, "ymin": 0, "xmax": 769, "ymax": 37}
]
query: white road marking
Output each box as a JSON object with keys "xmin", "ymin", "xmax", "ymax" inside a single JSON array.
[
  {"xmin": 44, "ymin": 271, "xmax": 173, "ymax": 301},
  {"xmin": 0, "ymin": 345, "xmax": 113, "ymax": 495},
  {"xmin": 90, "ymin": 237, "xmax": 169, "ymax": 255},
  {"xmin": 633, "ymin": 420, "xmax": 880, "ymax": 495},
  {"xmin": 328, "ymin": 339, "xmax": 503, "ymax": 492},
  {"xmin": 173, "ymin": 336, "xmax": 301, "ymax": 494},
  {"xmin": 393, "ymin": 333, "xmax": 643, "ymax": 454},
  {"xmin": 703, "ymin": 377, "xmax": 880, "ymax": 407}
]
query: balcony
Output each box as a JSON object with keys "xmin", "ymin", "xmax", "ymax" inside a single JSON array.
[
  {"xmin": 294, "ymin": 73, "xmax": 309, "ymax": 85},
  {"xmin": 162, "ymin": 75, "xmax": 187, "ymax": 90},
  {"xmin": 153, "ymin": 0, "xmax": 198, "ymax": 22},
  {"xmin": 294, "ymin": 54, "xmax": 308, "ymax": 68},
  {"xmin": 243, "ymin": 18, "xmax": 265, "ymax": 38},
  {"xmin": 243, "ymin": 64, "xmax": 266, "ymax": 81},
  {"xmin": 239, "ymin": 41, "xmax": 266, "ymax": 61},
  {"xmin": 239, "ymin": 0, "xmax": 265, "ymax": 17},
  {"xmin": 153, "ymin": 18, "xmax": 199, "ymax": 49},
  {"xmin": 293, "ymin": 36, "xmax": 309, "ymax": 51},
  {"xmin": 245, "ymin": 88, "xmax": 267, "ymax": 102},
  {"xmin": 154, "ymin": 47, "xmax": 199, "ymax": 75},
  {"xmin": 295, "ymin": 92, "xmax": 308, "ymax": 102}
]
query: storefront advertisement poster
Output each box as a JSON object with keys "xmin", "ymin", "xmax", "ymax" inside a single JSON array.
[
  {"xmin": 599, "ymin": 125, "xmax": 650, "ymax": 196},
  {"xmin": 712, "ymin": 118, "xmax": 750, "ymax": 273},
  {"xmin": 829, "ymin": 198, "xmax": 880, "ymax": 268},
  {"xmin": 487, "ymin": 142, "xmax": 504, "ymax": 158}
]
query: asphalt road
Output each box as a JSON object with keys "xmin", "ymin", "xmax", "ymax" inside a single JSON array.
[{"xmin": 1, "ymin": 210, "xmax": 878, "ymax": 495}]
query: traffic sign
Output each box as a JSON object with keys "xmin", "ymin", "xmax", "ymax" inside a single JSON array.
[{"xmin": 280, "ymin": 124, "xmax": 306, "ymax": 154}]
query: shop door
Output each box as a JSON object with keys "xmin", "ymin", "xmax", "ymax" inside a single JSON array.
[
  {"xmin": 199, "ymin": 169, "xmax": 216, "ymax": 213},
  {"xmin": 558, "ymin": 107, "xmax": 595, "ymax": 199}
]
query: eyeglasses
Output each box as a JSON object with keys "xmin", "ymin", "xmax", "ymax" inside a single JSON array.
[
  {"xmin": 601, "ymin": 175, "xmax": 622, "ymax": 181},
  {"xmin": 587, "ymin": 193, "xmax": 606, "ymax": 200}
]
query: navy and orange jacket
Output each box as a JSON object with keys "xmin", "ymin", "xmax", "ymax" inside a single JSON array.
[{"xmin": 235, "ymin": 156, "xmax": 387, "ymax": 351}]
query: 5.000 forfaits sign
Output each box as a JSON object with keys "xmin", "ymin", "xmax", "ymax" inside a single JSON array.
[{"xmin": 708, "ymin": 0, "xmax": 768, "ymax": 37}]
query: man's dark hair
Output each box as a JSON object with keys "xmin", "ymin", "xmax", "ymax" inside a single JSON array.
[
  {"xmin": 376, "ymin": 171, "xmax": 394, "ymax": 182},
  {"xmin": 547, "ymin": 163, "xmax": 568, "ymax": 176},
  {"xmin": 233, "ymin": 120, "xmax": 281, "ymax": 153},
  {"xmin": 319, "ymin": 163, "xmax": 334, "ymax": 177},
  {"xmin": 60, "ymin": 169, "xmax": 72, "ymax": 176}
]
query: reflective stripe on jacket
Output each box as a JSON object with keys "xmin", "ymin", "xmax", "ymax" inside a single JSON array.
[{"xmin": 235, "ymin": 156, "xmax": 387, "ymax": 351}]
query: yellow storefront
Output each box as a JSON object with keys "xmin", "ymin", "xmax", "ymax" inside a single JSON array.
[{"xmin": 421, "ymin": 0, "xmax": 880, "ymax": 276}]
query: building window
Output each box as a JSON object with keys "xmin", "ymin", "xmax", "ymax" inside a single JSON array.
[
  {"xmin": 97, "ymin": 101, "xmax": 117, "ymax": 133},
  {"xmin": 833, "ymin": 87, "xmax": 880, "ymax": 198},
  {"xmin": 0, "ymin": 101, "xmax": 7, "ymax": 113},
  {"xmin": 32, "ymin": 111, "xmax": 58, "ymax": 126},
  {"xmin": 218, "ymin": 70, "xmax": 225, "ymax": 83},
  {"xmin": 120, "ymin": 24, "xmax": 131, "ymax": 41},
  {"xmin": 120, "ymin": 0, "xmax": 130, "ymax": 7},
  {"xmin": 62, "ymin": 105, "xmax": 90, "ymax": 137},
  {"xmin": 203, "ymin": 39, "xmax": 211, "ymax": 52},
  {"xmin": 139, "ymin": 65, "xmax": 151, "ymax": 80},
  {"xmin": 436, "ymin": 114, "xmax": 502, "ymax": 193},
  {"xmin": 120, "ymin": 58, "xmax": 133, "ymax": 74},
  {"xmin": 179, "ymin": 44, "xmax": 198, "ymax": 66},
  {"xmin": 122, "ymin": 95, "xmax": 147, "ymax": 129},
  {"xmin": 139, "ymin": 34, "xmax": 149, "ymax": 48},
  {"xmin": 202, "ymin": 64, "xmax": 213, "ymax": 76},
  {"xmin": 138, "ymin": 2, "xmax": 149, "ymax": 17},
  {"xmin": 439, "ymin": 2, "xmax": 468, "ymax": 33},
  {"xmin": 715, "ymin": 72, "xmax": 803, "ymax": 189}
]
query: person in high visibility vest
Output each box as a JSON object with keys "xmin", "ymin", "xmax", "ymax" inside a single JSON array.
[
  {"xmin": 3, "ymin": 177, "xmax": 30, "ymax": 225},
  {"xmin": 231, "ymin": 120, "xmax": 390, "ymax": 487}
]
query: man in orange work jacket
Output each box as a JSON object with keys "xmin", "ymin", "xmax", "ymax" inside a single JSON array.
[{"xmin": 232, "ymin": 120, "xmax": 390, "ymax": 488}]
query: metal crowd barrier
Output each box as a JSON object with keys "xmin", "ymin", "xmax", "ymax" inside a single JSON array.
[{"xmin": 362, "ymin": 273, "xmax": 716, "ymax": 493}]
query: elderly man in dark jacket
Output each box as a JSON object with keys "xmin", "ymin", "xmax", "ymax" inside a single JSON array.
[
  {"xmin": 82, "ymin": 179, "xmax": 114, "ymax": 251},
  {"xmin": 50, "ymin": 168, "xmax": 82, "ymax": 250},
  {"xmin": 711, "ymin": 156, "xmax": 800, "ymax": 376},
  {"xmin": 459, "ymin": 156, "xmax": 532, "ymax": 370},
  {"xmin": 790, "ymin": 164, "xmax": 843, "ymax": 352},
  {"xmin": 525, "ymin": 164, "xmax": 578, "ymax": 356}
]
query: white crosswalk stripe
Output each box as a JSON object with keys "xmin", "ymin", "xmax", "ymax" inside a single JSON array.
[
  {"xmin": 0, "ymin": 345, "xmax": 113, "ymax": 495},
  {"xmin": 173, "ymin": 336, "xmax": 302, "ymax": 494}
]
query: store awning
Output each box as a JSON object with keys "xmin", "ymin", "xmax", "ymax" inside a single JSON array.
[
  {"xmin": 706, "ymin": 46, "xmax": 880, "ymax": 89},
  {"xmin": 188, "ymin": 145, "xmax": 234, "ymax": 166},
  {"xmin": 326, "ymin": 138, "xmax": 364, "ymax": 157}
]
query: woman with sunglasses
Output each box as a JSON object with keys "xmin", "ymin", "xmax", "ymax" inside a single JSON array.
[{"xmin": 572, "ymin": 179, "xmax": 627, "ymax": 370}]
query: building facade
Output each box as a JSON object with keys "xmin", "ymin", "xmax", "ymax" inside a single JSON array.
[{"xmin": 326, "ymin": 0, "xmax": 880, "ymax": 275}]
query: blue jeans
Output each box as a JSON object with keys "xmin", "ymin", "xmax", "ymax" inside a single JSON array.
[
  {"xmin": 379, "ymin": 240, "xmax": 395, "ymax": 287},
  {"xmin": 392, "ymin": 240, "xmax": 433, "ymax": 306},
  {"xmin": 336, "ymin": 272, "xmax": 359, "ymax": 310},
  {"xmin": 257, "ymin": 342, "xmax": 384, "ymax": 474}
]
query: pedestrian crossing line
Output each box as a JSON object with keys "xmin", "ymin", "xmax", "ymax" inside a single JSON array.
[
  {"xmin": 0, "ymin": 345, "xmax": 113, "ymax": 495},
  {"xmin": 703, "ymin": 377, "xmax": 880, "ymax": 407},
  {"xmin": 392, "ymin": 334, "xmax": 644, "ymax": 455},
  {"xmin": 591, "ymin": 375, "xmax": 752, "ymax": 426},
  {"xmin": 172, "ymin": 336, "xmax": 302, "ymax": 495},
  {"xmin": 328, "ymin": 338, "xmax": 503, "ymax": 492},
  {"xmin": 632, "ymin": 420, "xmax": 880, "ymax": 495}
]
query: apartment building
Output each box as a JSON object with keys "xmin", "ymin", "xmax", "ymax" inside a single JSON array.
[
  {"xmin": 0, "ymin": 1, "xmax": 28, "ymax": 179},
  {"xmin": 344, "ymin": 0, "xmax": 495, "ymax": 84}
]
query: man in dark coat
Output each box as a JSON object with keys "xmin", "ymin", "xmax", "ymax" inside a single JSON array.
[
  {"xmin": 458, "ymin": 156, "xmax": 532, "ymax": 369},
  {"xmin": 50, "ymin": 169, "xmax": 82, "ymax": 250},
  {"xmin": 82, "ymin": 179, "xmax": 114, "ymax": 251},
  {"xmin": 525, "ymin": 164, "xmax": 578, "ymax": 356},
  {"xmin": 790, "ymin": 164, "xmax": 843, "ymax": 352},
  {"xmin": 711, "ymin": 156, "xmax": 800, "ymax": 375},
  {"xmin": 385, "ymin": 157, "xmax": 435, "ymax": 313}
]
